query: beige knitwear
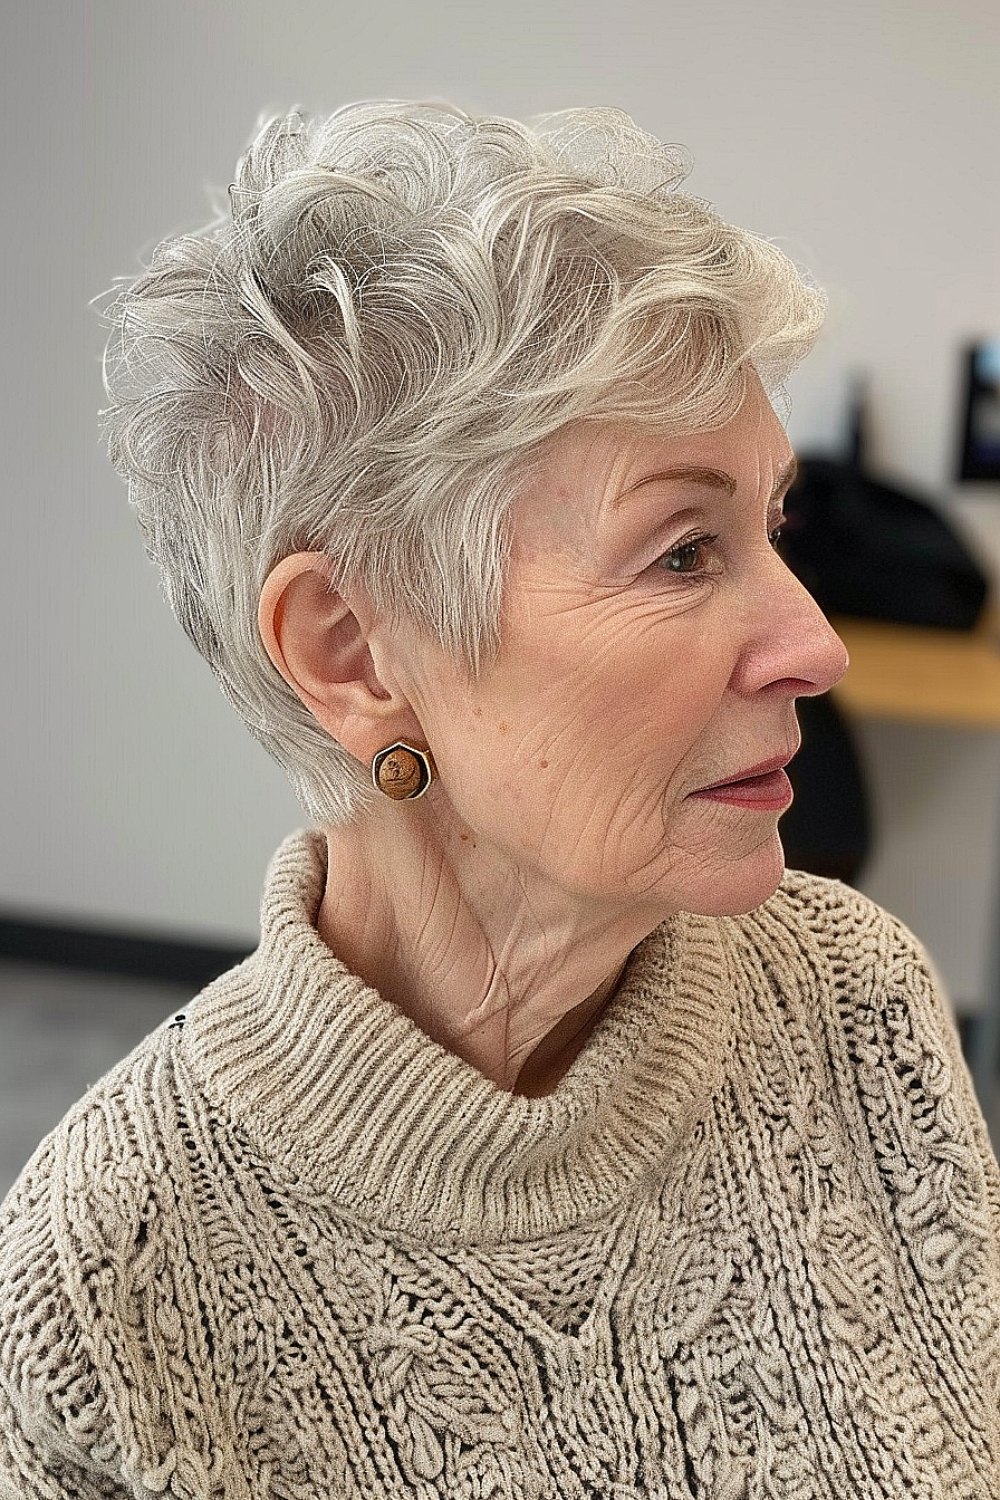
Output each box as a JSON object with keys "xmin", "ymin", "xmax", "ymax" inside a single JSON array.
[{"xmin": 2, "ymin": 827, "xmax": 1000, "ymax": 1498}]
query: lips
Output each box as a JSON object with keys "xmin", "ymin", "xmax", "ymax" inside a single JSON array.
[
  {"xmin": 688, "ymin": 752, "xmax": 797, "ymax": 811},
  {"xmin": 693, "ymin": 753, "xmax": 795, "ymax": 794}
]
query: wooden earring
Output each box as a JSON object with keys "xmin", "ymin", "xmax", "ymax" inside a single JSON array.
[{"xmin": 371, "ymin": 742, "xmax": 436, "ymax": 801}]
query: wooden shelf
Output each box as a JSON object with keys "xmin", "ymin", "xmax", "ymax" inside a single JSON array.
[{"xmin": 830, "ymin": 612, "xmax": 1000, "ymax": 729}]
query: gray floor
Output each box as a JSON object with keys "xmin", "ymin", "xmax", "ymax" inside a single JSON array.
[
  {"xmin": 0, "ymin": 960, "xmax": 191, "ymax": 1201},
  {"xmin": 2, "ymin": 958, "xmax": 999, "ymax": 1204}
]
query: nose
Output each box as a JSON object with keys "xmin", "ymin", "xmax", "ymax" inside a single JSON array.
[{"xmin": 732, "ymin": 557, "xmax": 849, "ymax": 699}]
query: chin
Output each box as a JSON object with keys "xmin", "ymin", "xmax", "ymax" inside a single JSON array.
[{"xmin": 680, "ymin": 832, "xmax": 787, "ymax": 918}]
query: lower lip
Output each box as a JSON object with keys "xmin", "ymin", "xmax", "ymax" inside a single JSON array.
[{"xmin": 689, "ymin": 767, "xmax": 793, "ymax": 810}]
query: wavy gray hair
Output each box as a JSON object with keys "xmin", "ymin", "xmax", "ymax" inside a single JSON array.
[{"xmin": 101, "ymin": 101, "xmax": 825, "ymax": 826}]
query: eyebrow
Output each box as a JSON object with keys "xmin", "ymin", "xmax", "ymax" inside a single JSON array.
[{"xmin": 613, "ymin": 456, "xmax": 799, "ymax": 508}]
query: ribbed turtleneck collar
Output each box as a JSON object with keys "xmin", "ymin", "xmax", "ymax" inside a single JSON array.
[{"xmin": 182, "ymin": 829, "xmax": 736, "ymax": 1245}]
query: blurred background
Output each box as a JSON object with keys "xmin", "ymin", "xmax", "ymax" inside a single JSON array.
[{"xmin": 2, "ymin": 0, "xmax": 999, "ymax": 1192}]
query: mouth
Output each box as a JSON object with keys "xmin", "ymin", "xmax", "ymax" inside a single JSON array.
[{"xmin": 689, "ymin": 752, "xmax": 797, "ymax": 811}]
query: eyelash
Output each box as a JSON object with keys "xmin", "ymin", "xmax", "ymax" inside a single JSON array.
[
  {"xmin": 656, "ymin": 532, "xmax": 719, "ymax": 576},
  {"xmin": 655, "ymin": 525, "xmax": 785, "ymax": 577}
]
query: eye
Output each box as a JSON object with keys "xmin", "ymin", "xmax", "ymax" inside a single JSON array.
[{"xmin": 656, "ymin": 532, "xmax": 719, "ymax": 575}]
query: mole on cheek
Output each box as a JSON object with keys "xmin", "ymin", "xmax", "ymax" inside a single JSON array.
[
  {"xmin": 498, "ymin": 720, "xmax": 510, "ymax": 735},
  {"xmin": 540, "ymin": 759, "xmax": 549, "ymax": 768}
]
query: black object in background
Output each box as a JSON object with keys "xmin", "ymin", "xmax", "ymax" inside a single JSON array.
[
  {"xmin": 957, "ymin": 340, "xmax": 1000, "ymax": 482},
  {"xmin": 781, "ymin": 694, "xmax": 872, "ymax": 885},
  {"xmin": 781, "ymin": 458, "xmax": 989, "ymax": 630}
]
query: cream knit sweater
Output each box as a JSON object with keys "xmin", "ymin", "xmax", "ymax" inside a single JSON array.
[{"xmin": 2, "ymin": 828, "xmax": 1000, "ymax": 1498}]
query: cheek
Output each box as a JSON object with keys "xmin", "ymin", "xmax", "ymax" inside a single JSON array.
[
  {"xmin": 583, "ymin": 615, "xmax": 735, "ymax": 770},
  {"xmin": 532, "ymin": 609, "xmax": 733, "ymax": 799},
  {"xmin": 518, "ymin": 651, "xmax": 734, "ymax": 855},
  {"xmin": 423, "ymin": 600, "xmax": 737, "ymax": 860}
]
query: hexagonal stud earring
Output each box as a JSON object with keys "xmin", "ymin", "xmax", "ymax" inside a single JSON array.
[{"xmin": 371, "ymin": 742, "xmax": 437, "ymax": 801}]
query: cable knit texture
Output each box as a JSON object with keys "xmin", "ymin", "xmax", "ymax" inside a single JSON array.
[{"xmin": 2, "ymin": 827, "xmax": 1000, "ymax": 1497}]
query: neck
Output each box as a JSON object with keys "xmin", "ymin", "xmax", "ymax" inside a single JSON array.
[{"xmin": 316, "ymin": 800, "xmax": 665, "ymax": 1093}]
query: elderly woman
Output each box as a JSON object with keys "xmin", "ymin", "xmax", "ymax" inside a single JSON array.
[{"xmin": 2, "ymin": 102, "xmax": 999, "ymax": 1499}]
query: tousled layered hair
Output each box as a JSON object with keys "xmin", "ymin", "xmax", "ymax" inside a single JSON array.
[{"xmin": 101, "ymin": 101, "xmax": 825, "ymax": 825}]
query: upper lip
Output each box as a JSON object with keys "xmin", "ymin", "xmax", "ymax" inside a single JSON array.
[{"xmin": 693, "ymin": 750, "xmax": 797, "ymax": 793}]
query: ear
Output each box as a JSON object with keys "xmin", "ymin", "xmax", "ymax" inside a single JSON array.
[{"xmin": 258, "ymin": 553, "xmax": 425, "ymax": 767}]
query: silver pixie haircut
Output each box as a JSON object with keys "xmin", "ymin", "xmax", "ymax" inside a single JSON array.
[{"xmin": 101, "ymin": 101, "xmax": 825, "ymax": 826}]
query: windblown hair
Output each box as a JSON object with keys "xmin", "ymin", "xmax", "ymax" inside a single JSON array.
[{"xmin": 101, "ymin": 101, "xmax": 825, "ymax": 825}]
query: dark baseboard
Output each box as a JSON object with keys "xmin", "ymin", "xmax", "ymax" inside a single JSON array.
[{"xmin": 0, "ymin": 914, "xmax": 252, "ymax": 990}]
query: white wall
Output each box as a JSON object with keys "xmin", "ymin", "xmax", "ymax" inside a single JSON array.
[{"xmin": 3, "ymin": 0, "xmax": 999, "ymax": 997}]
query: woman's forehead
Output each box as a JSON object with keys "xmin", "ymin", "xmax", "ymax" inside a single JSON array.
[{"xmin": 524, "ymin": 383, "xmax": 793, "ymax": 529}]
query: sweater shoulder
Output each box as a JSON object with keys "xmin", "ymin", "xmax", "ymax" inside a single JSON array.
[
  {"xmin": 732, "ymin": 868, "xmax": 1000, "ymax": 1258},
  {"xmin": 751, "ymin": 865, "xmax": 925, "ymax": 960},
  {"xmin": 0, "ymin": 1011, "xmax": 210, "ymax": 1491},
  {"xmin": 734, "ymin": 866, "xmax": 956, "ymax": 1013},
  {"xmin": 0, "ymin": 1011, "xmax": 182, "ymax": 1257},
  {"xmin": 0, "ymin": 1021, "xmax": 178, "ymax": 1380},
  {"xmin": 732, "ymin": 866, "xmax": 964, "ymax": 1084},
  {"xmin": 0, "ymin": 1123, "xmax": 126, "ymax": 1491}
]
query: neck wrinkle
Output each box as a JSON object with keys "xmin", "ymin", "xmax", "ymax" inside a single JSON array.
[
  {"xmin": 183, "ymin": 828, "xmax": 737, "ymax": 1245},
  {"xmin": 317, "ymin": 804, "xmax": 669, "ymax": 1093}
]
